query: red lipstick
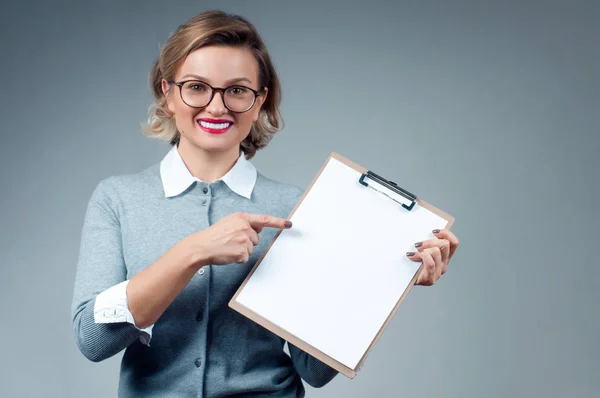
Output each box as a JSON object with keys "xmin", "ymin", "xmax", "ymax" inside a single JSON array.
[{"xmin": 197, "ymin": 118, "xmax": 233, "ymax": 135}]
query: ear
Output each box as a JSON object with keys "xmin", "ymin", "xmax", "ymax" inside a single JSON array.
[
  {"xmin": 252, "ymin": 87, "xmax": 268, "ymax": 123},
  {"xmin": 161, "ymin": 79, "xmax": 175, "ymax": 114}
]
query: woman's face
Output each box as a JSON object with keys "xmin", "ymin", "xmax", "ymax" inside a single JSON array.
[{"xmin": 162, "ymin": 45, "xmax": 267, "ymax": 155}]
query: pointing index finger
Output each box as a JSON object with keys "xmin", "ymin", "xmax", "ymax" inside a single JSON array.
[{"xmin": 243, "ymin": 214, "xmax": 293, "ymax": 231}]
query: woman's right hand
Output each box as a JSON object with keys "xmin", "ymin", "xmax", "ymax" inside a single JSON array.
[{"xmin": 184, "ymin": 212, "xmax": 292, "ymax": 267}]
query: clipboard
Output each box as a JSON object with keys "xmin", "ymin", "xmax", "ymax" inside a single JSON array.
[{"xmin": 229, "ymin": 152, "xmax": 455, "ymax": 379}]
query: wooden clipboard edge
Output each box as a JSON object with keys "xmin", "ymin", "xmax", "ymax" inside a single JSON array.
[
  {"xmin": 324, "ymin": 153, "xmax": 456, "ymax": 373},
  {"xmin": 230, "ymin": 299, "xmax": 357, "ymax": 378},
  {"xmin": 351, "ymin": 197, "xmax": 454, "ymax": 373},
  {"xmin": 229, "ymin": 152, "xmax": 358, "ymax": 378},
  {"xmin": 418, "ymin": 198, "xmax": 455, "ymax": 231},
  {"xmin": 229, "ymin": 151, "xmax": 455, "ymax": 378}
]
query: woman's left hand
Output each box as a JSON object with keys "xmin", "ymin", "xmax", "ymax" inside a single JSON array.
[{"xmin": 407, "ymin": 228, "xmax": 460, "ymax": 286}]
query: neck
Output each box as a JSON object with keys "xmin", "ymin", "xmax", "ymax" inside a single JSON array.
[{"xmin": 177, "ymin": 138, "xmax": 241, "ymax": 183}]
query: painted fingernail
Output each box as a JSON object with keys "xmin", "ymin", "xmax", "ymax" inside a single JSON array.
[
  {"xmin": 417, "ymin": 248, "xmax": 423, "ymax": 252},
  {"xmin": 406, "ymin": 252, "xmax": 415, "ymax": 256},
  {"xmin": 284, "ymin": 221, "xmax": 293, "ymax": 228},
  {"xmin": 432, "ymin": 229, "xmax": 440, "ymax": 234},
  {"xmin": 414, "ymin": 242, "xmax": 423, "ymax": 248}
]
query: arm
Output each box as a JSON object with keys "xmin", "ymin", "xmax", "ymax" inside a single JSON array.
[
  {"xmin": 287, "ymin": 343, "xmax": 339, "ymax": 388},
  {"xmin": 71, "ymin": 179, "xmax": 201, "ymax": 362}
]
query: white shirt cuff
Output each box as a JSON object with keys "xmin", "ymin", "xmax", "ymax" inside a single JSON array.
[{"xmin": 94, "ymin": 280, "xmax": 154, "ymax": 345}]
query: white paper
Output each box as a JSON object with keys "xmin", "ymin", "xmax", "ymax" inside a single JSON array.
[{"xmin": 235, "ymin": 157, "xmax": 447, "ymax": 369}]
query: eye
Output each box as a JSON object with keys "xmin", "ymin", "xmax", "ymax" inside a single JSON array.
[
  {"xmin": 184, "ymin": 81, "xmax": 208, "ymax": 91},
  {"xmin": 227, "ymin": 86, "xmax": 249, "ymax": 96}
]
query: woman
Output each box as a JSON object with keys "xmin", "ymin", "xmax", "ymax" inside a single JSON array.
[{"xmin": 71, "ymin": 9, "xmax": 459, "ymax": 398}]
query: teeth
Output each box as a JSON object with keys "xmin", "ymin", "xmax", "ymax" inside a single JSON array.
[{"xmin": 199, "ymin": 120, "xmax": 231, "ymax": 129}]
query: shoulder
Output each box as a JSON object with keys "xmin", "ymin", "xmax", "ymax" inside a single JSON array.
[
  {"xmin": 255, "ymin": 172, "xmax": 304, "ymax": 200},
  {"xmin": 253, "ymin": 171, "xmax": 305, "ymax": 212},
  {"xmin": 89, "ymin": 164, "xmax": 162, "ymax": 207}
]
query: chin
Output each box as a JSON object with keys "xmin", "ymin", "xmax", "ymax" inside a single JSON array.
[{"xmin": 187, "ymin": 134, "xmax": 241, "ymax": 154}]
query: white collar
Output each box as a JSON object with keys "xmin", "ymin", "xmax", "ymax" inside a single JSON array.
[{"xmin": 159, "ymin": 144, "xmax": 257, "ymax": 199}]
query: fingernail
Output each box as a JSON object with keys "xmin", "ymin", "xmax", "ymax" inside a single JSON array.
[
  {"xmin": 406, "ymin": 252, "xmax": 415, "ymax": 256},
  {"xmin": 414, "ymin": 242, "xmax": 423, "ymax": 248},
  {"xmin": 432, "ymin": 229, "xmax": 440, "ymax": 234},
  {"xmin": 417, "ymin": 248, "xmax": 423, "ymax": 252},
  {"xmin": 284, "ymin": 221, "xmax": 292, "ymax": 228}
]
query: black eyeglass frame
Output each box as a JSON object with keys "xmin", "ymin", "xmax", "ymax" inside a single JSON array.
[{"xmin": 169, "ymin": 80, "xmax": 265, "ymax": 113}]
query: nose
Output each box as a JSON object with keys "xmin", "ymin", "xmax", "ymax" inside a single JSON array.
[{"xmin": 205, "ymin": 90, "xmax": 227, "ymax": 115}]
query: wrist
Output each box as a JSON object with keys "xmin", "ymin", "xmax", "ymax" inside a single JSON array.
[{"xmin": 178, "ymin": 236, "xmax": 210, "ymax": 271}]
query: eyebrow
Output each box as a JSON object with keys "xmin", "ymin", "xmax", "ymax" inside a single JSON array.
[{"xmin": 180, "ymin": 74, "xmax": 253, "ymax": 85}]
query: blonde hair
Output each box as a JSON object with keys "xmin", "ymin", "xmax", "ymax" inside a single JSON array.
[{"xmin": 141, "ymin": 10, "xmax": 283, "ymax": 159}]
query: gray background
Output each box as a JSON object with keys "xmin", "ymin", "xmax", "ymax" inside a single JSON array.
[{"xmin": 1, "ymin": 0, "xmax": 598, "ymax": 397}]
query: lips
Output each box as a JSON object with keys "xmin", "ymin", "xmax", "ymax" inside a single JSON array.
[{"xmin": 197, "ymin": 118, "xmax": 233, "ymax": 135}]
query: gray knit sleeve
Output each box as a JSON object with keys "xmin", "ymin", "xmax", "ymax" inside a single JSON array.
[
  {"xmin": 71, "ymin": 179, "xmax": 144, "ymax": 362},
  {"xmin": 288, "ymin": 343, "xmax": 339, "ymax": 388}
]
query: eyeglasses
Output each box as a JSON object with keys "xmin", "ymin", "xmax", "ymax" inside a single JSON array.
[{"xmin": 169, "ymin": 80, "xmax": 264, "ymax": 113}]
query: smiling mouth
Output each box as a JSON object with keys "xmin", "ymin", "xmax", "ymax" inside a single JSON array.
[{"xmin": 197, "ymin": 119, "xmax": 233, "ymax": 134}]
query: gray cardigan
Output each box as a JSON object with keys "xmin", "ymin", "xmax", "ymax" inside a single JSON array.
[{"xmin": 71, "ymin": 162, "xmax": 338, "ymax": 397}]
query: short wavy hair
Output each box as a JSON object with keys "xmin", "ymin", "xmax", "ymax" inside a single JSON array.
[{"xmin": 141, "ymin": 10, "xmax": 283, "ymax": 159}]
